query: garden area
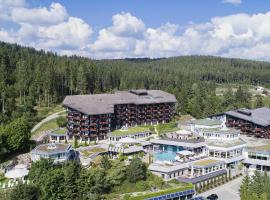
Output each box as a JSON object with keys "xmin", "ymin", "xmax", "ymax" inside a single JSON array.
[
  {"xmin": 79, "ymin": 147, "xmax": 107, "ymax": 157},
  {"xmin": 0, "ymin": 155, "xmax": 194, "ymax": 200},
  {"xmin": 127, "ymin": 182, "xmax": 193, "ymax": 200},
  {"xmin": 110, "ymin": 125, "xmax": 153, "ymax": 136},
  {"xmin": 156, "ymin": 122, "xmax": 179, "ymax": 135}
]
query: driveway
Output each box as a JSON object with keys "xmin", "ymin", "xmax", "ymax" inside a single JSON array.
[
  {"xmin": 30, "ymin": 110, "xmax": 65, "ymax": 141},
  {"xmin": 31, "ymin": 110, "xmax": 65, "ymax": 133},
  {"xmin": 200, "ymin": 176, "xmax": 242, "ymax": 200}
]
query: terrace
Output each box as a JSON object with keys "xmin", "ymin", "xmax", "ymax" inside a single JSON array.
[
  {"xmin": 108, "ymin": 138, "xmax": 145, "ymax": 154},
  {"xmin": 107, "ymin": 126, "xmax": 152, "ymax": 141},
  {"xmin": 206, "ymin": 139, "xmax": 246, "ymax": 166},
  {"xmin": 78, "ymin": 145, "xmax": 108, "ymax": 166},
  {"xmin": 79, "ymin": 147, "xmax": 107, "ymax": 157},
  {"xmin": 199, "ymin": 128, "xmax": 241, "ymax": 140},
  {"xmin": 192, "ymin": 158, "xmax": 222, "ymax": 168},
  {"xmin": 192, "ymin": 119, "xmax": 222, "ymax": 127},
  {"xmin": 206, "ymin": 138, "xmax": 246, "ymax": 148},
  {"xmin": 48, "ymin": 129, "xmax": 68, "ymax": 143},
  {"xmin": 244, "ymin": 143, "xmax": 270, "ymax": 166},
  {"xmin": 156, "ymin": 122, "xmax": 180, "ymax": 135}
]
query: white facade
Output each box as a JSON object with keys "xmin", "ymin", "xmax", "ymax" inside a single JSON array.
[
  {"xmin": 31, "ymin": 143, "xmax": 72, "ymax": 164},
  {"xmin": 200, "ymin": 130, "xmax": 240, "ymax": 141},
  {"xmin": 243, "ymin": 149, "xmax": 270, "ymax": 171}
]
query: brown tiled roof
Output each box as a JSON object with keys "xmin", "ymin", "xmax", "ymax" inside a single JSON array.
[{"xmin": 63, "ymin": 90, "xmax": 176, "ymax": 115}]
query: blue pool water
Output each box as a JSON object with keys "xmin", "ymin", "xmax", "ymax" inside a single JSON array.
[{"xmin": 154, "ymin": 151, "xmax": 177, "ymax": 161}]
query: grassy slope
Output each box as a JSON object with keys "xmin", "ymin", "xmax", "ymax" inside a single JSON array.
[
  {"xmin": 128, "ymin": 184, "xmax": 194, "ymax": 200},
  {"xmin": 32, "ymin": 118, "xmax": 59, "ymax": 135}
]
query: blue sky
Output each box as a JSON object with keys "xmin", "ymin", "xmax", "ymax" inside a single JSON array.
[
  {"xmin": 35, "ymin": 0, "xmax": 269, "ymax": 27},
  {"xmin": 1, "ymin": 0, "xmax": 270, "ymax": 60}
]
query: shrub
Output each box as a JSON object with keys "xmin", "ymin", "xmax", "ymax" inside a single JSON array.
[
  {"xmin": 56, "ymin": 116, "xmax": 66, "ymax": 127},
  {"xmin": 126, "ymin": 158, "xmax": 147, "ymax": 183}
]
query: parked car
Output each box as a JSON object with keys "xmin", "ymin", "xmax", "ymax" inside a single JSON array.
[{"xmin": 206, "ymin": 194, "xmax": 218, "ymax": 200}]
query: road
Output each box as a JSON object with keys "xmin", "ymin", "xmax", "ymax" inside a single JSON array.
[
  {"xmin": 31, "ymin": 110, "xmax": 65, "ymax": 133},
  {"xmin": 200, "ymin": 176, "xmax": 242, "ymax": 200},
  {"xmin": 30, "ymin": 110, "xmax": 65, "ymax": 141}
]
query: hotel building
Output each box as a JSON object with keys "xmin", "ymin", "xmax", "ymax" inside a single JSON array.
[
  {"xmin": 211, "ymin": 107, "xmax": 270, "ymax": 139},
  {"xmin": 63, "ymin": 89, "xmax": 176, "ymax": 141}
]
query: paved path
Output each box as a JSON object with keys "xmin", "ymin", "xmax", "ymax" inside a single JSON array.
[
  {"xmin": 200, "ymin": 176, "xmax": 242, "ymax": 200},
  {"xmin": 31, "ymin": 110, "xmax": 65, "ymax": 133},
  {"xmin": 30, "ymin": 110, "xmax": 65, "ymax": 141}
]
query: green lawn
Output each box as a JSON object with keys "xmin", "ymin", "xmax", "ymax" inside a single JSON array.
[
  {"xmin": 32, "ymin": 118, "xmax": 59, "ymax": 135},
  {"xmin": 128, "ymin": 183, "xmax": 193, "ymax": 200},
  {"xmin": 252, "ymin": 143, "xmax": 270, "ymax": 151},
  {"xmin": 35, "ymin": 104, "xmax": 65, "ymax": 118},
  {"xmin": 53, "ymin": 128, "xmax": 67, "ymax": 134},
  {"xmin": 80, "ymin": 147, "xmax": 107, "ymax": 157},
  {"xmin": 110, "ymin": 126, "xmax": 151, "ymax": 136},
  {"xmin": 193, "ymin": 159, "xmax": 220, "ymax": 167},
  {"xmin": 156, "ymin": 122, "xmax": 179, "ymax": 135}
]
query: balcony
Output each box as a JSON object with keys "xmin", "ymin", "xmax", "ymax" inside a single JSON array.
[
  {"xmin": 100, "ymin": 121, "xmax": 109, "ymax": 125},
  {"xmin": 81, "ymin": 117, "xmax": 89, "ymax": 121},
  {"xmin": 99, "ymin": 127, "xmax": 109, "ymax": 130},
  {"xmin": 73, "ymin": 116, "xmax": 81, "ymax": 121}
]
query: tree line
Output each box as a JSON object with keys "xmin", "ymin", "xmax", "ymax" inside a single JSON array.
[
  {"xmin": 1, "ymin": 157, "xmax": 156, "ymax": 200},
  {"xmin": 0, "ymin": 41, "xmax": 269, "ymax": 125},
  {"xmin": 240, "ymin": 171, "xmax": 270, "ymax": 200}
]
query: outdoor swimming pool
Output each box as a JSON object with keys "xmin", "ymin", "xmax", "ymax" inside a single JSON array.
[{"xmin": 154, "ymin": 151, "xmax": 177, "ymax": 161}]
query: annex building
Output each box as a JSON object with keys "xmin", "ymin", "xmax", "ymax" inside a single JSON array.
[
  {"xmin": 63, "ymin": 89, "xmax": 176, "ymax": 141},
  {"xmin": 212, "ymin": 107, "xmax": 270, "ymax": 139}
]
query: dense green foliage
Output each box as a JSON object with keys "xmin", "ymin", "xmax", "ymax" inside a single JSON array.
[
  {"xmin": 10, "ymin": 183, "xmax": 40, "ymax": 200},
  {"xmin": 240, "ymin": 172, "xmax": 270, "ymax": 200},
  {"xmin": 16, "ymin": 158, "xmax": 153, "ymax": 200},
  {"xmin": 56, "ymin": 116, "xmax": 67, "ymax": 127},
  {"xmin": 100, "ymin": 155, "xmax": 112, "ymax": 170},
  {"xmin": 0, "ymin": 117, "xmax": 31, "ymax": 160},
  {"xmin": 126, "ymin": 157, "xmax": 147, "ymax": 183},
  {"xmin": 1, "ymin": 41, "xmax": 270, "ymax": 126},
  {"xmin": 156, "ymin": 122, "xmax": 178, "ymax": 135}
]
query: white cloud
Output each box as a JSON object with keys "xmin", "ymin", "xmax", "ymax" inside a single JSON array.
[
  {"xmin": 0, "ymin": 0, "xmax": 26, "ymax": 20},
  {"xmin": 0, "ymin": 28, "xmax": 16, "ymax": 43},
  {"xmin": 90, "ymin": 12, "xmax": 144, "ymax": 54},
  {"xmin": 11, "ymin": 2, "xmax": 68, "ymax": 25},
  {"xmin": 1, "ymin": 1, "xmax": 270, "ymax": 61},
  {"xmin": 223, "ymin": 0, "xmax": 242, "ymax": 5},
  {"xmin": 37, "ymin": 17, "xmax": 92, "ymax": 49},
  {"xmin": 110, "ymin": 12, "xmax": 145, "ymax": 37},
  {"xmin": 0, "ymin": 2, "xmax": 92, "ymax": 51}
]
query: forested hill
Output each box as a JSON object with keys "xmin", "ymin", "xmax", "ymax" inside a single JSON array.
[
  {"xmin": 95, "ymin": 56, "xmax": 270, "ymax": 86},
  {"xmin": 0, "ymin": 41, "xmax": 270, "ymax": 124}
]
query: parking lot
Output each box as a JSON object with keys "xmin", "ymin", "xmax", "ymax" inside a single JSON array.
[{"xmin": 200, "ymin": 176, "xmax": 242, "ymax": 200}]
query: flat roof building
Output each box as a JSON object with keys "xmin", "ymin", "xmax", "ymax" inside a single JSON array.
[
  {"xmin": 244, "ymin": 143, "xmax": 270, "ymax": 172},
  {"xmin": 31, "ymin": 143, "xmax": 74, "ymax": 163}
]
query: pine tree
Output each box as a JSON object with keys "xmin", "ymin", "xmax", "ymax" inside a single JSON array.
[
  {"xmin": 76, "ymin": 65, "xmax": 88, "ymax": 94},
  {"xmin": 254, "ymin": 95, "xmax": 264, "ymax": 108}
]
